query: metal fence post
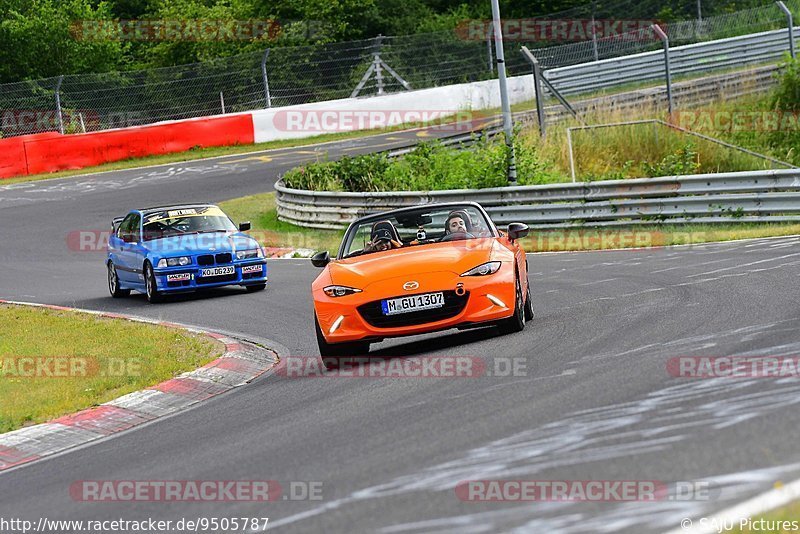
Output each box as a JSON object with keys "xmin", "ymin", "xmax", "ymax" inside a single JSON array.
[
  {"xmin": 491, "ymin": 0, "xmax": 517, "ymax": 184},
  {"xmin": 652, "ymin": 24, "xmax": 674, "ymax": 114},
  {"xmin": 696, "ymin": 0, "xmax": 703, "ymax": 39},
  {"xmin": 55, "ymin": 75, "xmax": 64, "ymax": 134},
  {"xmin": 521, "ymin": 46, "xmax": 546, "ymax": 139},
  {"xmin": 261, "ymin": 49, "xmax": 272, "ymax": 108},
  {"xmin": 374, "ymin": 35, "xmax": 385, "ymax": 95},
  {"xmin": 566, "ymin": 127, "xmax": 577, "ymax": 182},
  {"xmin": 220, "ymin": 91, "xmax": 226, "ymax": 114},
  {"xmin": 591, "ymin": 1, "xmax": 599, "ymax": 62},
  {"xmin": 776, "ymin": 1, "xmax": 796, "ymax": 59},
  {"xmin": 487, "ymin": 25, "xmax": 495, "ymax": 73}
]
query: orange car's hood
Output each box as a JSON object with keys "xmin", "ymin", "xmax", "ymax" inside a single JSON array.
[{"xmin": 329, "ymin": 238, "xmax": 510, "ymax": 288}]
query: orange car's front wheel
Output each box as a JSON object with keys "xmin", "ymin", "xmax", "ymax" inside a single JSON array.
[{"xmin": 314, "ymin": 314, "xmax": 370, "ymax": 358}]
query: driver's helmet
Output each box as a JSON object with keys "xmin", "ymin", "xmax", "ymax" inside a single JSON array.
[{"xmin": 444, "ymin": 210, "xmax": 473, "ymax": 235}]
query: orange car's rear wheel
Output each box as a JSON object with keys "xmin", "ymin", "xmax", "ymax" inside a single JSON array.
[{"xmin": 314, "ymin": 314, "xmax": 370, "ymax": 362}]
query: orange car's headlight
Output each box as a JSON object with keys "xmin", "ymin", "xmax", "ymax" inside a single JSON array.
[
  {"xmin": 323, "ymin": 285, "xmax": 362, "ymax": 297},
  {"xmin": 460, "ymin": 261, "xmax": 502, "ymax": 277}
]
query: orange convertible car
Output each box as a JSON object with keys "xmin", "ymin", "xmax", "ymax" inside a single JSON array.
[{"xmin": 311, "ymin": 202, "xmax": 533, "ymax": 356}]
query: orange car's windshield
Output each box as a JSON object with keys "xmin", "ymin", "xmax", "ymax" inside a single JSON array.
[{"xmin": 341, "ymin": 206, "xmax": 495, "ymax": 259}]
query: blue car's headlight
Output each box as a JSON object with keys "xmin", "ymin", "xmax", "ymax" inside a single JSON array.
[
  {"xmin": 236, "ymin": 248, "xmax": 264, "ymax": 260},
  {"xmin": 460, "ymin": 261, "xmax": 501, "ymax": 277},
  {"xmin": 157, "ymin": 256, "xmax": 191, "ymax": 268}
]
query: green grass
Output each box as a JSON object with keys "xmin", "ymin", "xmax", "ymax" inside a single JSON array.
[
  {"xmin": 219, "ymin": 192, "xmax": 345, "ymax": 254},
  {"xmin": 732, "ymin": 500, "xmax": 800, "ymax": 532},
  {"xmin": 0, "ymin": 304, "xmax": 223, "ymax": 433}
]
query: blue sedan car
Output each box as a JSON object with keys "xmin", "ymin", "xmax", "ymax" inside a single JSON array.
[{"xmin": 107, "ymin": 204, "xmax": 268, "ymax": 303}]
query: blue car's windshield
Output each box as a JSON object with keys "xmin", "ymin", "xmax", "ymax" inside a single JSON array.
[{"xmin": 142, "ymin": 207, "xmax": 236, "ymax": 241}]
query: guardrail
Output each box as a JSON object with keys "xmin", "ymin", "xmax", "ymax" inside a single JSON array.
[
  {"xmin": 543, "ymin": 27, "xmax": 799, "ymax": 96},
  {"xmin": 275, "ymin": 169, "xmax": 800, "ymax": 230}
]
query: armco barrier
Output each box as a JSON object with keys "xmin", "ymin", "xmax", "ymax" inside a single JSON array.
[
  {"xmin": 274, "ymin": 169, "xmax": 800, "ymax": 230},
  {"xmin": 544, "ymin": 27, "xmax": 800, "ymax": 96},
  {"xmin": 0, "ymin": 114, "xmax": 254, "ymax": 179}
]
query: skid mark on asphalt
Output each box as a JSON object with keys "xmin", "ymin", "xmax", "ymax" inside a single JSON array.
[
  {"xmin": 686, "ymin": 252, "xmax": 800, "ymax": 278},
  {"xmin": 577, "ymin": 278, "xmax": 619, "ymax": 286},
  {"xmin": 262, "ymin": 371, "xmax": 800, "ymax": 533},
  {"xmin": 375, "ymin": 463, "xmax": 800, "ymax": 534},
  {"xmin": 0, "ymin": 164, "xmax": 252, "ymax": 207}
]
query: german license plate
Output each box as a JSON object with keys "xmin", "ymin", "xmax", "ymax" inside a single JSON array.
[
  {"xmin": 381, "ymin": 292, "xmax": 445, "ymax": 315},
  {"xmin": 201, "ymin": 266, "xmax": 235, "ymax": 277}
]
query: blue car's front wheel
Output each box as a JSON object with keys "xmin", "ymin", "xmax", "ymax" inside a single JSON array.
[
  {"xmin": 108, "ymin": 261, "xmax": 130, "ymax": 298},
  {"xmin": 144, "ymin": 262, "xmax": 163, "ymax": 304}
]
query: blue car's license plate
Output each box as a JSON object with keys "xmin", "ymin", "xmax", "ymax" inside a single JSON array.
[{"xmin": 201, "ymin": 266, "xmax": 235, "ymax": 277}]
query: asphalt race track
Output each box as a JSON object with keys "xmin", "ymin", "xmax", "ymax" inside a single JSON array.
[{"xmin": 2, "ymin": 128, "xmax": 800, "ymax": 533}]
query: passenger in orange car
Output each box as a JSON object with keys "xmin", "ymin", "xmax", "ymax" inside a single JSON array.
[{"xmin": 364, "ymin": 220, "xmax": 403, "ymax": 253}]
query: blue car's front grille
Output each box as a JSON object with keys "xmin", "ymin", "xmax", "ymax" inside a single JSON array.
[{"xmin": 196, "ymin": 253, "xmax": 233, "ymax": 266}]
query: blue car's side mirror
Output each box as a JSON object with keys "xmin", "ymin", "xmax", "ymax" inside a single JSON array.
[{"xmin": 239, "ymin": 221, "xmax": 251, "ymax": 231}]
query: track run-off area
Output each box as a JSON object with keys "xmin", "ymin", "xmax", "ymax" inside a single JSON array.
[{"xmin": 1, "ymin": 127, "xmax": 800, "ymax": 533}]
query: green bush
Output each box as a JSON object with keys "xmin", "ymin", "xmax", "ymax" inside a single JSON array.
[
  {"xmin": 773, "ymin": 53, "xmax": 800, "ymax": 112},
  {"xmin": 281, "ymin": 135, "xmax": 562, "ymax": 192},
  {"xmin": 642, "ymin": 143, "xmax": 701, "ymax": 177}
]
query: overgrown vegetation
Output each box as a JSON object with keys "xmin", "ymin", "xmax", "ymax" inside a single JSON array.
[
  {"xmin": 283, "ymin": 134, "xmax": 561, "ymax": 191},
  {"xmin": 0, "ymin": 0, "xmax": 782, "ymax": 82}
]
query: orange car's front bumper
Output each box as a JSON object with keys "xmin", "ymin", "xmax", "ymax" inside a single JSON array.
[{"xmin": 314, "ymin": 268, "xmax": 517, "ymax": 344}]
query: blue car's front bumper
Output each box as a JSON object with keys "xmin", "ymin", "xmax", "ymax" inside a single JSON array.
[{"xmin": 153, "ymin": 261, "xmax": 268, "ymax": 292}]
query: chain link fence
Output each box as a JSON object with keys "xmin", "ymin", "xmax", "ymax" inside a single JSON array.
[{"xmin": 1, "ymin": 0, "xmax": 797, "ymax": 138}]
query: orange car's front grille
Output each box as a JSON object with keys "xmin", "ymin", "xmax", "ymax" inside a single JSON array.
[{"xmin": 357, "ymin": 291, "xmax": 470, "ymax": 328}]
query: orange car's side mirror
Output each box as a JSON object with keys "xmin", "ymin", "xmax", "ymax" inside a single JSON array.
[
  {"xmin": 507, "ymin": 223, "xmax": 529, "ymax": 242},
  {"xmin": 311, "ymin": 251, "xmax": 331, "ymax": 268}
]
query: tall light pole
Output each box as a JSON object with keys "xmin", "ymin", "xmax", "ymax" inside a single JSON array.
[{"xmin": 490, "ymin": 0, "xmax": 517, "ymax": 183}]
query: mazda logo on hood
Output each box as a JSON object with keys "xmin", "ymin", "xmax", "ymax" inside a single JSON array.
[{"xmin": 403, "ymin": 281, "xmax": 419, "ymax": 291}]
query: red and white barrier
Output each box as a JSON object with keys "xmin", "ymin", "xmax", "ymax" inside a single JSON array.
[
  {"xmin": 0, "ymin": 113, "xmax": 254, "ymax": 179},
  {"xmin": 0, "ymin": 73, "xmax": 535, "ymax": 180}
]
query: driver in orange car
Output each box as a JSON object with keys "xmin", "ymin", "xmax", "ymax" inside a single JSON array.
[{"xmin": 444, "ymin": 210, "xmax": 472, "ymax": 237}]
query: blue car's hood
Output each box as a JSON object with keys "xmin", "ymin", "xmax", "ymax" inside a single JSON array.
[{"xmin": 145, "ymin": 232, "xmax": 260, "ymax": 256}]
